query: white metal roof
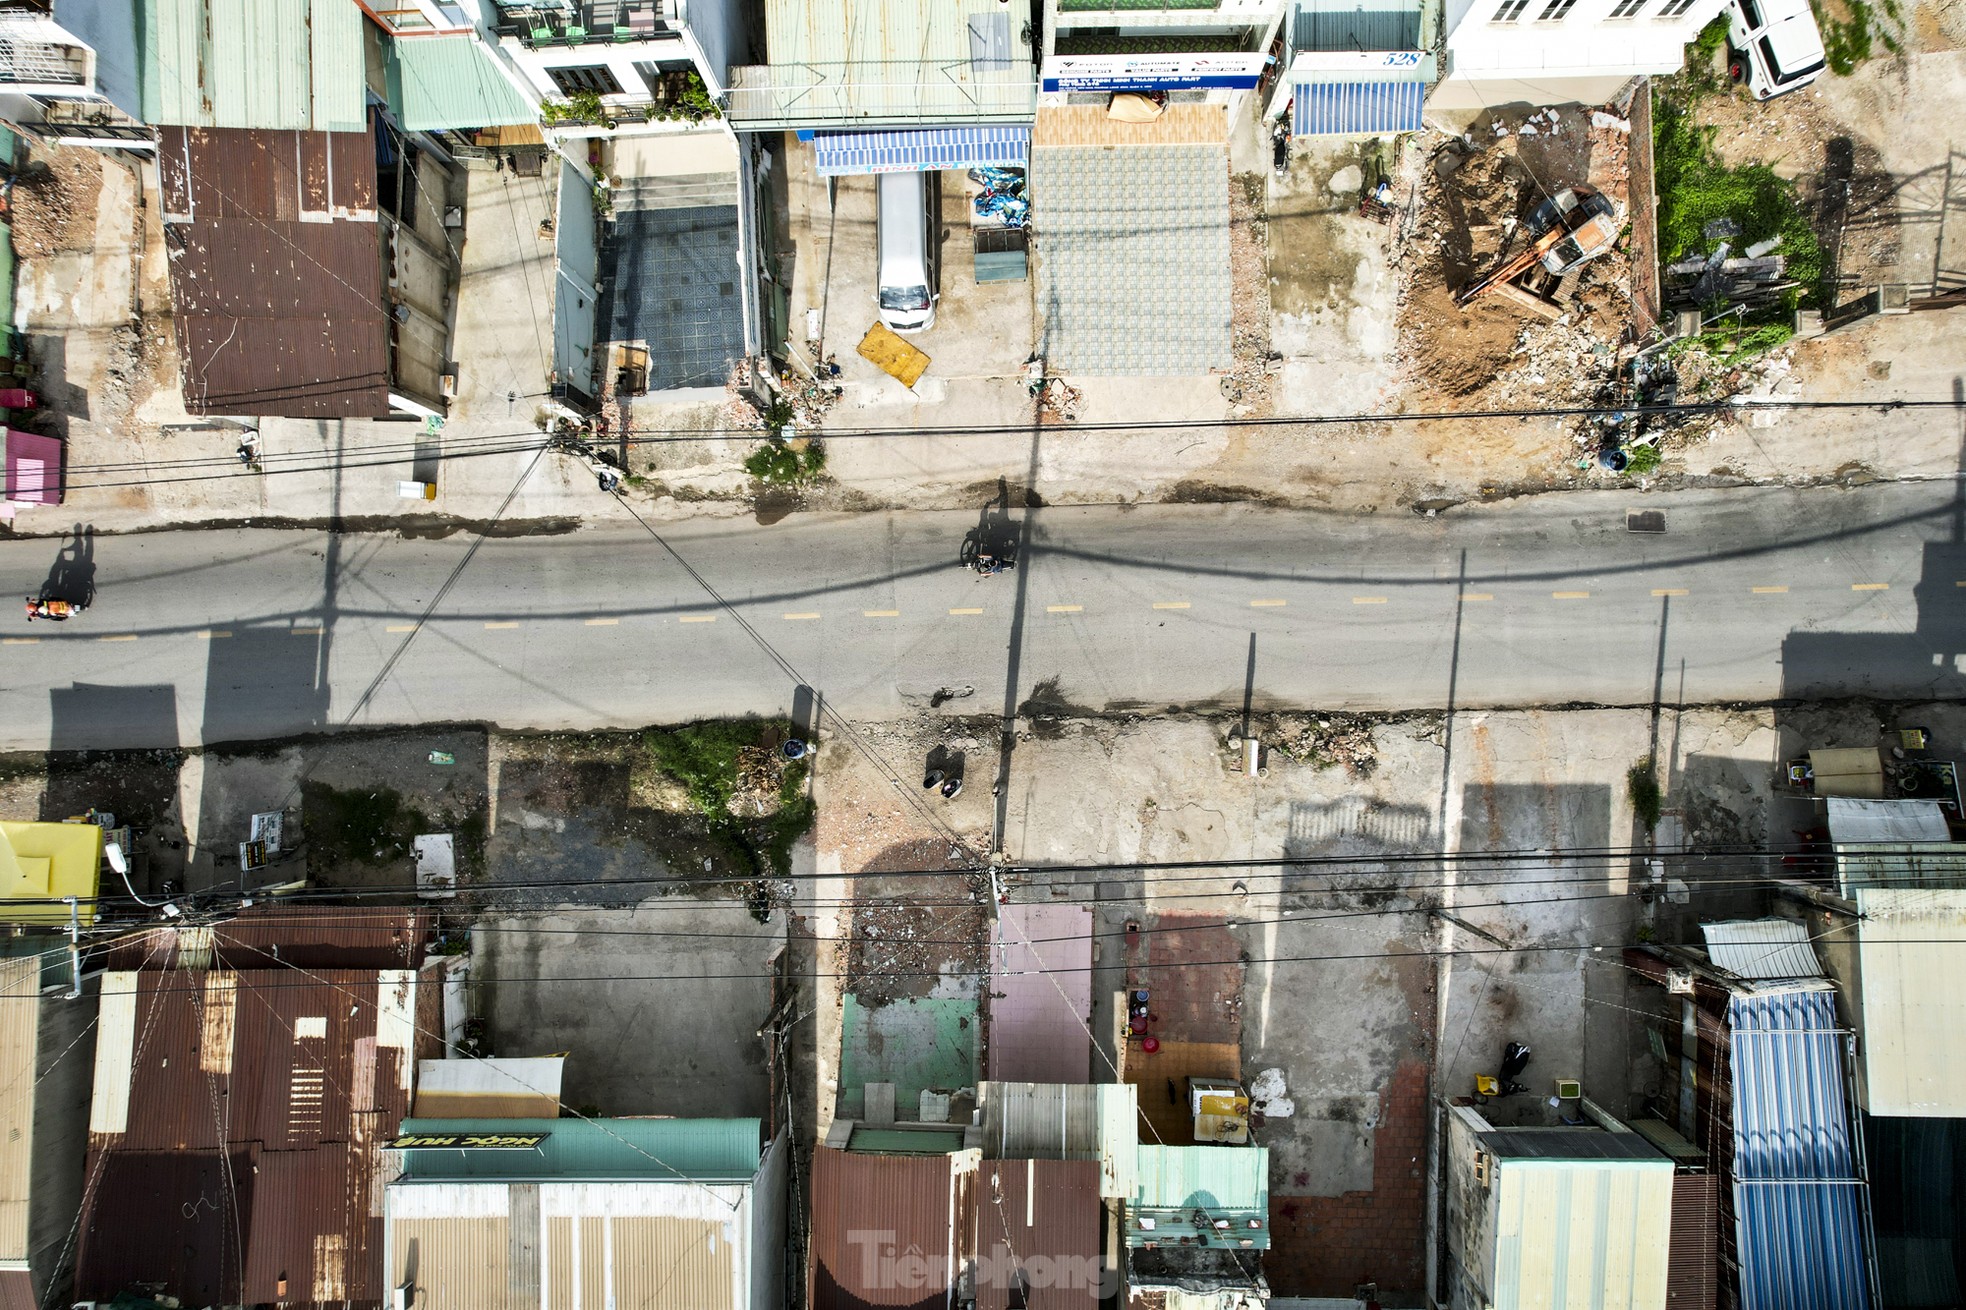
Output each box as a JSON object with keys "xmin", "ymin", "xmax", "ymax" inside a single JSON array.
[
  {"xmin": 1835, "ymin": 839, "xmax": 1966, "ymax": 898},
  {"xmin": 1824, "ymin": 798, "xmax": 1949, "ymax": 845},
  {"xmin": 1851, "ymin": 886, "xmax": 1966, "ymax": 1116},
  {"xmin": 1700, "ymin": 918, "xmax": 1824, "ymax": 980},
  {"xmin": 413, "ymin": 1056, "xmax": 564, "ymax": 1118}
]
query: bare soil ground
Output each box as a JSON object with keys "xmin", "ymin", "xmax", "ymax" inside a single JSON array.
[{"xmin": 10, "ymin": 145, "xmax": 102, "ymax": 258}]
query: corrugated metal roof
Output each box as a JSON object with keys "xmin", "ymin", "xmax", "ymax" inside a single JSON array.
[
  {"xmin": 731, "ymin": 0, "xmax": 1035, "ymax": 127},
  {"xmin": 1292, "ymin": 79, "xmax": 1425, "ymax": 136},
  {"xmin": 1292, "ymin": 0, "xmax": 1423, "ymax": 52},
  {"xmin": 1699, "ymin": 919, "xmax": 1825, "ymax": 980},
  {"xmin": 1667, "ymin": 1172, "xmax": 1718, "ymax": 1310},
  {"xmin": 395, "ymin": 1117, "xmax": 763, "ymax": 1183},
  {"xmin": 79, "ymin": 962, "xmax": 431, "ymax": 1307},
  {"xmin": 1490, "ymin": 1153, "xmax": 1674, "ymax": 1309},
  {"xmin": 1128, "ymin": 1146, "xmax": 1269, "ymax": 1249},
  {"xmin": 75, "ymin": 1149, "xmax": 256, "ymax": 1305},
  {"xmin": 809, "ymin": 1147, "xmax": 974, "ymax": 1310},
  {"xmin": 1726, "ymin": 989, "xmax": 1870, "ymax": 1310},
  {"xmin": 385, "ymin": 1180, "xmax": 755, "ymax": 1310},
  {"xmin": 0, "ymin": 959, "xmax": 37, "ymax": 1264},
  {"xmin": 1835, "ymin": 839, "xmax": 1966, "ymax": 897},
  {"xmin": 1479, "ymin": 1127, "xmax": 1667, "ymax": 1163},
  {"xmin": 975, "ymin": 1159, "xmax": 1101, "ymax": 1310},
  {"xmin": 977, "ymin": 1081, "xmax": 1137, "ymax": 1197},
  {"xmin": 158, "ymin": 125, "xmax": 391, "ymax": 419},
  {"xmin": 143, "ymin": 0, "xmax": 366, "ymax": 131},
  {"xmin": 814, "ymin": 126, "xmax": 1031, "ymax": 176},
  {"xmin": 384, "ymin": 35, "xmax": 538, "ymax": 133},
  {"xmin": 1824, "ymin": 797, "xmax": 1950, "ymax": 845},
  {"xmin": 987, "ymin": 905, "xmax": 1092, "ymax": 1085},
  {"xmin": 414, "ymin": 1057, "xmax": 564, "ymax": 1118},
  {"xmin": 102, "ymin": 908, "xmax": 432, "ymax": 971},
  {"xmin": 1849, "ymin": 886, "xmax": 1966, "ymax": 1116},
  {"xmin": 4, "ymin": 429, "xmax": 63, "ymax": 508}
]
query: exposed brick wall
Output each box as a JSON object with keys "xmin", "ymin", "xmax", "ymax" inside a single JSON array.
[{"xmin": 1264, "ymin": 1058, "xmax": 1430, "ymax": 1304}]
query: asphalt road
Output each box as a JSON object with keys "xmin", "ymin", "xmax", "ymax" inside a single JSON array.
[{"xmin": 3, "ymin": 483, "xmax": 1962, "ymax": 751}]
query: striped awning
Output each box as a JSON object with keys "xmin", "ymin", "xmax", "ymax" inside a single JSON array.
[
  {"xmin": 811, "ymin": 126, "xmax": 1031, "ymax": 177},
  {"xmin": 1292, "ymin": 79, "xmax": 1425, "ymax": 136}
]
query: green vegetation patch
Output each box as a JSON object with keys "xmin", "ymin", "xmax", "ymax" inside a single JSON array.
[
  {"xmin": 744, "ymin": 438, "xmax": 826, "ymax": 486},
  {"xmin": 1653, "ymin": 99, "xmax": 1823, "ymax": 296},
  {"xmin": 1627, "ymin": 759, "xmax": 1664, "ymax": 831},
  {"xmin": 643, "ymin": 719, "xmax": 814, "ymax": 881}
]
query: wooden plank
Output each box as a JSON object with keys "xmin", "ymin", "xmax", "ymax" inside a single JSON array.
[{"xmin": 856, "ymin": 322, "xmax": 931, "ymax": 388}]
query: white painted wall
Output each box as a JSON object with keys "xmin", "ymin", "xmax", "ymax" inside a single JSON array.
[{"xmin": 1432, "ymin": 0, "xmax": 1727, "ymax": 111}]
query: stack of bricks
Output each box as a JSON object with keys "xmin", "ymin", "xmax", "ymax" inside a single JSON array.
[{"xmin": 1262, "ymin": 1058, "xmax": 1430, "ymax": 1302}]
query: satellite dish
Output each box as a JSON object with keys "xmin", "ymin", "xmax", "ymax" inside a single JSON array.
[{"xmin": 105, "ymin": 843, "xmax": 128, "ymax": 875}]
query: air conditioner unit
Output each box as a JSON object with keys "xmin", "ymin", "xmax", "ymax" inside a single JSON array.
[
  {"xmin": 1556, "ymin": 1079, "xmax": 1582, "ymax": 1100},
  {"xmin": 1667, "ymin": 967, "xmax": 1695, "ymax": 995}
]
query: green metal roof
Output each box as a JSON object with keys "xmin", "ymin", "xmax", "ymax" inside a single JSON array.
[
  {"xmin": 384, "ymin": 35, "xmax": 538, "ymax": 132},
  {"xmin": 141, "ymin": 0, "xmax": 367, "ymax": 132},
  {"xmin": 394, "ymin": 1118, "xmax": 764, "ymax": 1184},
  {"xmin": 1129, "ymin": 1145, "xmax": 1270, "ymax": 1248}
]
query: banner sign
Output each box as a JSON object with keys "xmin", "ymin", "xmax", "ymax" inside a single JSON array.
[
  {"xmin": 386, "ymin": 1131, "xmax": 549, "ymax": 1150},
  {"xmin": 1287, "ymin": 49, "xmax": 1428, "ymax": 75},
  {"xmin": 1040, "ymin": 53, "xmax": 1267, "ymax": 93}
]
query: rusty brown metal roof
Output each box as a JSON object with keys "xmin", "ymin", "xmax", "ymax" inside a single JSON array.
[
  {"xmin": 100, "ymin": 908, "xmax": 432, "ymax": 972},
  {"xmin": 75, "ymin": 1149, "xmax": 256, "ymax": 1305},
  {"xmin": 809, "ymin": 1147, "xmax": 974, "ymax": 1310},
  {"xmin": 975, "ymin": 1159, "xmax": 1102, "ymax": 1310},
  {"xmin": 158, "ymin": 126, "xmax": 390, "ymax": 418},
  {"xmin": 80, "ymin": 963, "xmax": 434, "ymax": 1308}
]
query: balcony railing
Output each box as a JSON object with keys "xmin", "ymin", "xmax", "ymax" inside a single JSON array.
[
  {"xmin": 493, "ymin": 0, "xmax": 672, "ymax": 47},
  {"xmin": 0, "ymin": 35, "xmax": 87, "ymax": 87},
  {"xmin": 1059, "ymin": 0, "xmax": 1220, "ymax": 10}
]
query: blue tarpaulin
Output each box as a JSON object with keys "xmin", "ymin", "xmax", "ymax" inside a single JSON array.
[
  {"xmin": 1292, "ymin": 80, "xmax": 1425, "ymax": 136},
  {"xmin": 812, "ymin": 126, "xmax": 1030, "ymax": 177}
]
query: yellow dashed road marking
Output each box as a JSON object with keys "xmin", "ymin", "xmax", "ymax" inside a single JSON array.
[
  {"xmin": 1046, "ymin": 604, "xmax": 1083, "ymax": 614},
  {"xmin": 386, "ymin": 624, "xmax": 417, "ymax": 633},
  {"xmin": 292, "ymin": 626, "xmax": 322, "ymax": 635},
  {"xmin": 1752, "ymin": 586, "xmax": 1789, "ymax": 594},
  {"xmin": 1250, "ymin": 598, "xmax": 1288, "ymax": 608},
  {"xmin": 1652, "ymin": 588, "xmax": 1689, "ymax": 597},
  {"xmin": 585, "ymin": 617, "xmax": 620, "ymax": 626},
  {"xmin": 1152, "ymin": 601, "xmax": 1191, "ymax": 610},
  {"xmin": 1459, "ymin": 593, "xmax": 1494, "ymax": 602},
  {"xmin": 3, "ymin": 637, "xmax": 38, "ymax": 645},
  {"xmin": 197, "ymin": 630, "xmax": 232, "ymax": 639},
  {"xmin": 99, "ymin": 634, "xmax": 138, "ymax": 642},
  {"xmin": 1351, "ymin": 597, "xmax": 1386, "ymax": 605},
  {"xmin": 863, "ymin": 609, "xmax": 901, "ymax": 618},
  {"xmin": 782, "ymin": 612, "xmax": 821, "ymax": 621},
  {"xmin": 1553, "ymin": 591, "xmax": 1590, "ymax": 600},
  {"xmin": 679, "ymin": 614, "xmax": 718, "ymax": 624},
  {"xmin": 949, "ymin": 607, "xmax": 984, "ymax": 615},
  {"xmin": 1852, "ymin": 582, "xmax": 1890, "ymax": 592},
  {"xmin": 484, "ymin": 621, "xmax": 520, "ymax": 630}
]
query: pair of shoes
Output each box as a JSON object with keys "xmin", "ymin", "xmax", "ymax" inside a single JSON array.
[{"xmin": 923, "ymin": 770, "xmax": 945, "ymax": 789}]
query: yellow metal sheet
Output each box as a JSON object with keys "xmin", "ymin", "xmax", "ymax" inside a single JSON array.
[{"xmin": 857, "ymin": 323, "xmax": 931, "ymax": 388}]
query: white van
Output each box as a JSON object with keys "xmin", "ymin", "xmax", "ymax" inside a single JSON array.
[
  {"xmin": 876, "ymin": 170, "xmax": 937, "ymax": 334},
  {"xmin": 1729, "ymin": 0, "xmax": 1827, "ymax": 100}
]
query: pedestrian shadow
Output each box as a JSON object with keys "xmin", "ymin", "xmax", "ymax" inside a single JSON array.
[{"xmin": 38, "ymin": 523, "xmax": 96, "ymax": 604}]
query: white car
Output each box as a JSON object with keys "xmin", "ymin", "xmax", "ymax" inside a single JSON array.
[{"xmin": 1729, "ymin": 0, "xmax": 1827, "ymax": 100}]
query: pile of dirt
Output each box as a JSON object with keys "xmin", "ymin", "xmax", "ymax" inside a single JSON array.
[
  {"xmin": 846, "ymin": 899, "xmax": 988, "ymax": 1006},
  {"xmin": 1248, "ymin": 714, "xmax": 1380, "ymax": 778},
  {"xmin": 1221, "ymin": 173, "xmax": 1275, "ymax": 415},
  {"xmin": 10, "ymin": 145, "xmax": 104, "ymax": 259},
  {"xmin": 1393, "ymin": 110, "xmax": 1639, "ymax": 407}
]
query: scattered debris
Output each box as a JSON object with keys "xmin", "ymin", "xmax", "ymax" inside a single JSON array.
[{"xmin": 1240, "ymin": 714, "xmax": 1380, "ymax": 778}]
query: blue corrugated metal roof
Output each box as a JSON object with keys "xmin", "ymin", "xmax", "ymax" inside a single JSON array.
[
  {"xmin": 1293, "ymin": 80, "xmax": 1424, "ymax": 136},
  {"xmin": 1728, "ymin": 989, "xmax": 1871, "ymax": 1310},
  {"xmin": 813, "ymin": 127, "xmax": 1030, "ymax": 177},
  {"xmin": 393, "ymin": 1117, "xmax": 763, "ymax": 1184}
]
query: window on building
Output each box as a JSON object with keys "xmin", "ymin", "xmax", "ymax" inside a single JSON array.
[
  {"xmin": 1536, "ymin": 0, "xmax": 1582, "ymax": 21},
  {"xmin": 1492, "ymin": 0, "xmax": 1533, "ymax": 21},
  {"xmin": 1609, "ymin": 0, "xmax": 1648, "ymax": 17},
  {"xmin": 547, "ymin": 65, "xmax": 623, "ymax": 96},
  {"xmin": 1655, "ymin": 0, "xmax": 1702, "ymax": 16}
]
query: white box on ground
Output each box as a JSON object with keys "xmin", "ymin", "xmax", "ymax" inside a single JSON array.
[{"xmin": 415, "ymin": 833, "xmax": 456, "ymax": 899}]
